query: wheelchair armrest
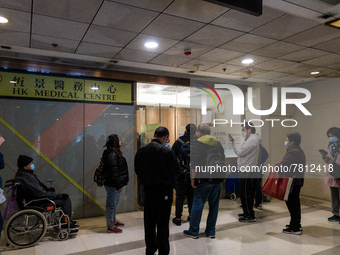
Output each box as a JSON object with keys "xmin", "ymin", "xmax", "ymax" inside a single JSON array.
[{"xmin": 25, "ymin": 198, "xmax": 56, "ymax": 208}]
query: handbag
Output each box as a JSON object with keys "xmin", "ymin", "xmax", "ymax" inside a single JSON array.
[
  {"xmin": 93, "ymin": 157, "xmax": 107, "ymax": 187},
  {"xmin": 3, "ymin": 183, "xmax": 21, "ymax": 221},
  {"xmin": 261, "ymin": 172, "xmax": 293, "ymax": 201}
]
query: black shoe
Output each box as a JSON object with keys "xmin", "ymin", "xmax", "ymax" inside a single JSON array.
[
  {"xmin": 238, "ymin": 213, "xmax": 247, "ymax": 218},
  {"xmin": 285, "ymin": 225, "xmax": 303, "ymax": 231},
  {"xmin": 283, "ymin": 227, "xmax": 302, "ymax": 235},
  {"xmin": 183, "ymin": 230, "xmax": 198, "ymax": 239},
  {"xmin": 205, "ymin": 231, "xmax": 215, "ymax": 239},
  {"xmin": 172, "ymin": 217, "xmax": 181, "ymax": 226},
  {"xmin": 239, "ymin": 216, "xmax": 256, "ymax": 222}
]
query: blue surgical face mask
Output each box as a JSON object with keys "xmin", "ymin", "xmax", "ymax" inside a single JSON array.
[
  {"xmin": 330, "ymin": 136, "xmax": 339, "ymax": 143},
  {"xmin": 31, "ymin": 164, "xmax": 35, "ymax": 171},
  {"xmin": 284, "ymin": 141, "xmax": 289, "ymax": 148}
]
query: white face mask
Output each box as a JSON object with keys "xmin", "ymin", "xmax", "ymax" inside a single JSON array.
[
  {"xmin": 284, "ymin": 141, "xmax": 289, "ymax": 148},
  {"xmin": 241, "ymin": 132, "xmax": 247, "ymax": 137}
]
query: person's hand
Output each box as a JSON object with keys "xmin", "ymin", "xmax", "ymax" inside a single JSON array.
[
  {"xmin": 117, "ymin": 188, "xmax": 122, "ymax": 193},
  {"xmin": 191, "ymin": 181, "xmax": 197, "ymax": 189}
]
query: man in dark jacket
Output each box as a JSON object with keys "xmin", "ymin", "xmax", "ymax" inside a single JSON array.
[
  {"xmin": 14, "ymin": 155, "xmax": 79, "ymax": 230},
  {"xmin": 171, "ymin": 123, "xmax": 196, "ymax": 226},
  {"xmin": 135, "ymin": 126, "xmax": 180, "ymax": 255}
]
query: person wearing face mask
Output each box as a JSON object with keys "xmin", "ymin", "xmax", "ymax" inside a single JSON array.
[
  {"xmin": 278, "ymin": 132, "xmax": 305, "ymax": 235},
  {"xmin": 321, "ymin": 127, "xmax": 340, "ymax": 223},
  {"xmin": 14, "ymin": 155, "xmax": 79, "ymax": 230},
  {"xmin": 229, "ymin": 122, "xmax": 262, "ymax": 223}
]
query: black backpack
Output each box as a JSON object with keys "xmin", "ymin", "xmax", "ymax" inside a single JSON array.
[
  {"xmin": 94, "ymin": 157, "xmax": 107, "ymax": 187},
  {"xmin": 177, "ymin": 138, "xmax": 192, "ymax": 176},
  {"xmin": 206, "ymin": 144, "xmax": 226, "ymax": 184}
]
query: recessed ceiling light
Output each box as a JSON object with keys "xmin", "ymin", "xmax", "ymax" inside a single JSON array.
[
  {"xmin": 311, "ymin": 71, "xmax": 319, "ymax": 75},
  {"xmin": 242, "ymin": 58, "xmax": 254, "ymax": 64},
  {"xmin": 0, "ymin": 16, "xmax": 8, "ymax": 24},
  {"xmin": 145, "ymin": 42, "xmax": 158, "ymax": 48}
]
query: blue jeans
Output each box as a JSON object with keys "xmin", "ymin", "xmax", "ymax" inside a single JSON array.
[
  {"xmin": 188, "ymin": 182, "xmax": 221, "ymax": 236},
  {"xmin": 104, "ymin": 185, "xmax": 120, "ymax": 227}
]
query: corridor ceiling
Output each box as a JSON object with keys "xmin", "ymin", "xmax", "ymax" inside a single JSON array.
[{"xmin": 1, "ymin": 0, "xmax": 340, "ymax": 82}]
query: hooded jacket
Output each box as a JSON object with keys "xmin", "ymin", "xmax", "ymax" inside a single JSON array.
[{"xmin": 233, "ymin": 133, "xmax": 262, "ymax": 172}]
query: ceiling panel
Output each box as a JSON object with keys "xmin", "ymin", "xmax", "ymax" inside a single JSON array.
[
  {"xmin": 93, "ymin": 1, "xmax": 159, "ymax": 33},
  {"xmin": 148, "ymin": 54, "xmax": 191, "ymax": 67},
  {"xmin": 32, "ymin": 14, "xmax": 88, "ymax": 41},
  {"xmin": 178, "ymin": 59, "xmax": 220, "ymax": 71},
  {"xmin": 227, "ymin": 54, "xmax": 271, "ymax": 66},
  {"xmin": 114, "ymin": 48, "xmax": 159, "ymax": 63},
  {"xmin": 251, "ymin": 14, "xmax": 319, "ymax": 40},
  {"xmin": 142, "ymin": 14, "xmax": 205, "ymax": 40},
  {"xmin": 302, "ymin": 53, "xmax": 340, "ymax": 67},
  {"xmin": 205, "ymin": 63, "xmax": 244, "ymax": 74},
  {"xmin": 76, "ymin": 42, "xmax": 122, "ymax": 58},
  {"xmin": 253, "ymin": 71, "xmax": 289, "ymax": 79},
  {"xmin": 0, "ymin": 29, "xmax": 30, "ymax": 47},
  {"xmin": 125, "ymin": 34, "xmax": 179, "ymax": 53},
  {"xmin": 219, "ymin": 34, "xmax": 277, "ymax": 53},
  {"xmin": 255, "ymin": 59, "xmax": 296, "ymax": 71},
  {"xmin": 283, "ymin": 25, "xmax": 340, "ymax": 47},
  {"xmin": 33, "ymin": 0, "xmax": 102, "ymax": 23},
  {"xmin": 279, "ymin": 48, "xmax": 329, "ymax": 62},
  {"xmin": 163, "ymin": 42, "xmax": 213, "ymax": 59},
  {"xmin": 212, "ymin": 6, "xmax": 285, "ymax": 32},
  {"xmin": 0, "ymin": 8, "xmax": 31, "ymax": 33},
  {"xmin": 184, "ymin": 25, "xmax": 244, "ymax": 47},
  {"xmin": 197, "ymin": 48, "xmax": 244, "ymax": 62},
  {"xmin": 229, "ymin": 68, "xmax": 268, "ymax": 78},
  {"xmin": 278, "ymin": 63, "xmax": 317, "ymax": 74},
  {"xmin": 0, "ymin": 0, "xmax": 31, "ymax": 12},
  {"xmin": 164, "ymin": 0, "xmax": 229, "ymax": 23},
  {"xmin": 83, "ymin": 25, "xmax": 138, "ymax": 47},
  {"xmin": 31, "ymin": 34, "xmax": 79, "ymax": 53},
  {"xmin": 313, "ymin": 37, "xmax": 340, "ymax": 54},
  {"xmin": 252, "ymin": 41, "xmax": 305, "ymax": 58},
  {"xmin": 109, "ymin": 0, "xmax": 173, "ymax": 12}
]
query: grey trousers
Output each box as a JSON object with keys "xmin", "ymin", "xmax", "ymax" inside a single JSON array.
[{"xmin": 330, "ymin": 187, "xmax": 340, "ymax": 216}]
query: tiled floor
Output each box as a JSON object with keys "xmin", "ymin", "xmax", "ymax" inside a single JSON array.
[{"xmin": 1, "ymin": 196, "xmax": 339, "ymax": 255}]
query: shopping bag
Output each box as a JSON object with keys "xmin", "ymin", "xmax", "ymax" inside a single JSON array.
[
  {"xmin": 3, "ymin": 183, "xmax": 20, "ymax": 221},
  {"xmin": 261, "ymin": 172, "xmax": 293, "ymax": 201}
]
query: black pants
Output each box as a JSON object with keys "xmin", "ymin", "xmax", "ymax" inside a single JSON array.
[
  {"xmin": 239, "ymin": 178, "xmax": 254, "ymax": 217},
  {"xmin": 285, "ymin": 185, "xmax": 301, "ymax": 230},
  {"xmin": 144, "ymin": 192, "xmax": 173, "ymax": 255},
  {"xmin": 175, "ymin": 177, "xmax": 194, "ymax": 219},
  {"xmin": 54, "ymin": 194, "xmax": 72, "ymax": 220}
]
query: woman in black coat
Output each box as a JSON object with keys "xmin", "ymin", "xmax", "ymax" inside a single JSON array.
[{"xmin": 103, "ymin": 134, "xmax": 129, "ymax": 233}]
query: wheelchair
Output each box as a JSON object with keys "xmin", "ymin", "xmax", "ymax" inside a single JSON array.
[{"xmin": 4, "ymin": 180, "xmax": 78, "ymax": 248}]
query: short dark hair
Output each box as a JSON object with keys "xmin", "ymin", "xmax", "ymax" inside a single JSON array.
[
  {"xmin": 197, "ymin": 123, "xmax": 211, "ymax": 135},
  {"xmin": 287, "ymin": 132, "xmax": 301, "ymax": 146},
  {"xmin": 186, "ymin": 124, "xmax": 197, "ymax": 135},
  {"xmin": 154, "ymin": 126, "xmax": 169, "ymax": 138},
  {"xmin": 327, "ymin": 127, "xmax": 340, "ymax": 138},
  {"xmin": 242, "ymin": 122, "xmax": 256, "ymax": 134}
]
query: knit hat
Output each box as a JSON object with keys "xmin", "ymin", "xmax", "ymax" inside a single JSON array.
[{"xmin": 17, "ymin": 155, "xmax": 33, "ymax": 168}]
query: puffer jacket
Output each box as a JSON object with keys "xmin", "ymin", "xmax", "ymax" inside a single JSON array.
[{"xmin": 103, "ymin": 147, "xmax": 129, "ymax": 190}]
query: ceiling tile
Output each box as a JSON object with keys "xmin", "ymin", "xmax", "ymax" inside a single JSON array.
[
  {"xmin": 283, "ymin": 25, "xmax": 340, "ymax": 47},
  {"xmin": 114, "ymin": 48, "xmax": 159, "ymax": 63},
  {"xmin": 31, "ymin": 34, "xmax": 79, "ymax": 53},
  {"xmin": 163, "ymin": 42, "xmax": 213, "ymax": 59},
  {"xmin": 227, "ymin": 54, "xmax": 271, "ymax": 66},
  {"xmin": 109, "ymin": 0, "xmax": 173, "ymax": 12},
  {"xmin": 302, "ymin": 53, "xmax": 340, "ymax": 67},
  {"xmin": 197, "ymin": 48, "xmax": 244, "ymax": 62},
  {"xmin": 76, "ymin": 42, "xmax": 122, "ymax": 58},
  {"xmin": 229, "ymin": 68, "xmax": 268, "ymax": 78},
  {"xmin": 93, "ymin": 1, "xmax": 158, "ymax": 33},
  {"xmin": 0, "ymin": 0, "xmax": 31, "ymax": 12},
  {"xmin": 256, "ymin": 59, "xmax": 296, "ymax": 71},
  {"xmin": 184, "ymin": 25, "xmax": 244, "ymax": 47},
  {"xmin": 205, "ymin": 64, "xmax": 243, "ymax": 74},
  {"xmin": 212, "ymin": 6, "xmax": 285, "ymax": 32},
  {"xmin": 83, "ymin": 25, "xmax": 138, "ymax": 47},
  {"xmin": 143, "ymin": 14, "xmax": 204, "ymax": 40},
  {"xmin": 219, "ymin": 34, "xmax": 277, "ymax": 53},
  {"xmin": 0, "ymin": 8, "xmax": 30, "ymax": 33},
  {"xmin": 164, "ymin": 0, "xmax": 229, "ymax": 23},
  {"xmin": 278, "ymin": 63, "xmax": 317, "ymax": 74},
  {"xmin": 279, "ymin": 48, "xmax": 328, "ymax": 62},
  {"xmin": 32, "ymin": 14, "xmax": 89, "ymax": 40},
  {"xmin": 125, "ymin": 34, "xmax": 179, "ymax": 54},
  {"xmin": 297, "ymin": 67, "xmax": 338, "ymax": 77},
  {"xmin": 313, "ymin": 37, "xmax": 340, "ymax": 54},
  {"xmin": 148, "ymin": 54, "xmax": 190, "ymax": 67},
  {"xmin": 253, "ymin": 71, "xmax": 289, "ymax": 79},
  {"xmin": 33, "ymin": 0, "xmax": 102, "ymax": 23},
  {"xmin": 0, "ymin": 29, "xmax": 29, "ymax": 47},
  {"xmin": 252, "ymin": 41, "xmax": 305, "ymax": 58},
  {"xmin": 178, "ymin": 59, "xmax": 220, "ymax": 71},
  {"xmin": 251, "ymin": 14, "xmax": 319, "ymax": 40}
]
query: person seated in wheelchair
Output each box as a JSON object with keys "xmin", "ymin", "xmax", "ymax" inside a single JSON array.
[{"xmin": 14, "ymin": 155, "xmax": 79, "ymax": 230}]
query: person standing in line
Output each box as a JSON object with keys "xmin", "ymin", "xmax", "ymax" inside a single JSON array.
[
  {"xmin": 135, "ymin": 127, "xmax": 180, "ymax": 255},
  {"xmin": 229, "ymin": 122, "xmax": 262, "ymax": 223},
  {"xmin": 279, "ymin": 132, "xmax": 305, "ymax": 235},
  {"xmin": 321, "ymin": 127, "xmax": 340, "ymax": 222},
  {"xmin": 103, "ymin": 134, "xmax": 129, "ymax": 233},
  {"xmin": 183, "ymin": 123, "xmax": 224, "ymax": 239},
  {"xmin": 0, "ymin": 134, "xmax": 5, "ymax": 237},
  {"xmin": 253, "ymin": 145, "xmax": 269, "ymax": 210},
  {"xmin": 172, "ymin": 124, "xmax": 197, "ymax": 226}
]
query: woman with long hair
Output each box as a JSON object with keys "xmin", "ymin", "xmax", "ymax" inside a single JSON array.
[{"xmin": 103, "ymin": 134, "xmax": 129, "ymax": 233}]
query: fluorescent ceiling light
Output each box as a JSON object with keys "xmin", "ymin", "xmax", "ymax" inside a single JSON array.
[
  {"xmin": 242, "ymin": 58, "xmax": 254, "ymax": 64},
  {"xmin": 10, "ymin": 80, "xmax": 17, "ymax": 83},
  {"xmin": 91, "ymin": 87, "xmax": 99, "ymax": 90},
  {"xmin": 0, "ymin": 16, "xmax": 8, "ymax": 23},
  {"xmin": 145, "ymin": 42, "xmax": 158, "ymax": 48},
  {"xmin": 311, "ymin": 71, "xmax": 319, "ymax": 75}
]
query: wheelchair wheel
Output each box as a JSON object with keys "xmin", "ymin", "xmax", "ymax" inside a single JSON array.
[
  {"xmin": 5, "ymin": 209, "xmax": 47, "ymax": 247},
  {"xmin": 230, "ymin": 193, "xmax": 237, "ymax": 201},
  {"xmin": 58, "ymin": 229, "xmax": 69, "ymax": 241}
]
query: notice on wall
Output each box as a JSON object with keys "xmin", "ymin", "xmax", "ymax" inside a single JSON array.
[{"xmin": 0, "ymin": 71, "xmax": 132, "ymax": 104}]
